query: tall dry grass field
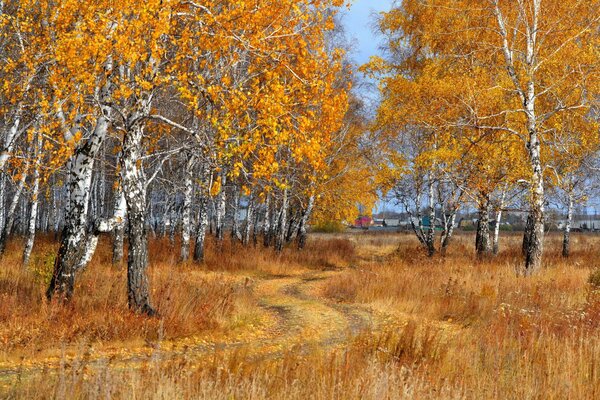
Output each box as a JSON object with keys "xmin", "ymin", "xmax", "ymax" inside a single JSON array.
[{"xmin": 1, "ymin": 231, "xmax": 600, "ymax": 399}]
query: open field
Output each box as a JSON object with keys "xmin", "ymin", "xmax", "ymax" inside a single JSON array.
[{"xmin": 1, "ymin": 232, "xmax": 600, "ymax": 399}]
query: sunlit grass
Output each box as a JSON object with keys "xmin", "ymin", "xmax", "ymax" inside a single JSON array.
[{"xmin": 1, "ymin": 231, "xmax": 599, "ymax": 399}]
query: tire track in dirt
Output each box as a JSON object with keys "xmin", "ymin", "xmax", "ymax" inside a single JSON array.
[
  {"xmin": 0, "ymin": 269, "xmax": 380, "ymax": 382},
  {"xmin": 0, "ymin": 249, "xmax": 464, "ymax": 383}
]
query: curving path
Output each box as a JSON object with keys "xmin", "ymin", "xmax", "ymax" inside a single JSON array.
[{"xmin": 0, "ymin": 253, "xmax": 461, "ymax": 385}]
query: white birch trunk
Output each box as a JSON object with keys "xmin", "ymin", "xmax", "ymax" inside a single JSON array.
[
  {"xmin": 180, "ymin": 155, "xmax": 195, "ymax": 261},
  {"xmin": 425, "ymin": 173, "xmax": 436, "ymax": 257},
  {"xmin": 193, "ymin": 161, "xmax": 211, "ymax": 263},
  {"xmin": 263, "ymin": 194, "xmax": 271, "ymax": 247},
  {"xmin": 215, "ymin": 173, "xmax": 226, "ymax": 242},
  {"xmin": 494, "ymin": 0, "xmax": 544, "ymax": 274},
  {"xmin": 0, "ymin": 165, "xmax": 27, "ymax": 255},
  {"xmin": 121, "ymin": 120, "xmax": 154, "ymax": 315},
  {"xmin": 562, "ymin": 192, "xmax": 574, "ymax": 258},
  {"xmin": 440, "ymin": 212, "xmax": 456, "ymax": 254},
  {"xmin": 275, "ymin": 189, "xmax": 289, "ymax": 253},
  {"xmin": 0, "ymin": 175, "xmax": 5, "ymax": 239},
  {"xmin": 22, "ymin": 158, "xmax": 40, "ymax": 267},
  {"xmin": 112, "ymin": 184, "xmax": 126, "ymax": 265},
  {"xmin": 48, "ymin": 115, "xmax": 109, "ymax": 300},
  {"xmin": 475, "ymin": 195, "xmax": 492, "ymax": 256},
  {"xmin": 230, "ymin": 188, "xmax": 242, "ymax": 242},
  {"xmin": 243, "ymin": 193, "xmax": 255, "ymax": 246},
  {"xmin": 492, "ymin": 189, "xmax": 506, "ymax": 255},
  {"xmin": 297, "ymin": 195, "xmax": 315, "ymax": 250}
]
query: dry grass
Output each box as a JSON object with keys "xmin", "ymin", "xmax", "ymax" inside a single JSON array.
[
  {"xmin": 1, "ymin": 231, "xmax": 600, "ymax": 399},
  {"xmin": 322, "ymin": 232, "xmax": 600, "ymax": 399}
]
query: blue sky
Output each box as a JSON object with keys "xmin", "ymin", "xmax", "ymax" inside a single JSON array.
[
  {"xmin": 341, "ymin": 1, "xmax": 396, "ymax": 213},
  {"xmin": 341, "ymin": 0, "xmax": 395, "ymax": 65}
]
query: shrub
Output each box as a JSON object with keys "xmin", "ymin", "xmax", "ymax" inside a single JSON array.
[
  {"xmin": 311, "ymin": 221, "xmax": 347, "ymax": 233},
  {"xmin": 31, "ymin": 251, "xmax": 55, "ymax": 285},
  {"xmin": 588, "ymin": 268, "xmax": 600, "ymax": 289}
]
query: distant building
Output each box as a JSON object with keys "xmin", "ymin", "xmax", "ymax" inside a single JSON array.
[
  {"xmin": 353, "ymin": 216, "xmax": 373, "ymax": 229},
  {"xmin": 555, "ymin": 216, "xmax": 600, "ymax": 232}
]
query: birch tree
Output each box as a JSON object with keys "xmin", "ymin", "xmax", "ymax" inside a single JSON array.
[{"xmin": 370, "ymin": 0, "xmax": 599, "ymax": 273}]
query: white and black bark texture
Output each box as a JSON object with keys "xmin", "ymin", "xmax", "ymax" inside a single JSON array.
[
  {"xmin": 243, "ymin": 194, "xmax": 255, "ymax": 246},
  {"xmin": 275, "ymin": 189, "xmax": 289, "ymax": 253},
  {"xmin": 493, "ymin": 0, "xmax": 544, "ymax": 274},
  {"xmin": 492, "ymin": 189, "xmax": 506, "ymax": 256},
  {"xmin": 112, "ymin": 188, "xmax": 126, "ymax": 265},
  {"xmin": 263, "ymin": 194, "xmax": 272, "ymax": 247},
  {"xmin": 297, "ymin": 195, "xmax": 315, "ymax": 250},
  {"xmin": 48, "ymin": 116, "xmax": 109, "ymax": 301},
  {"xmin": 215, "ymin": 173, "xmax": 226, "ymax": 243},
  {"xmin": 425, "ymin": 173, "xmax": 436, "ymax": 257},
  {"xmin": 22, "ymin": 155, "xmax": 41, "ymax": 267},
  {"xmin": 524, "ymin": 130, "xmax": 545, "ymax": 274},
  {"xmin": 193, "ymin": 163, "xmax": 211, "ymax": 263},
  {"xmin": 286, "ymin": 213, "xmax": 299, "ymax": 244},
  {"xmin": 121, "ymin": 121, "xmax": 155, "ymax": 315},
  {"xmin": 0, "ymin": 175, "xmax": 5, "ymax": 240},
  {"xmin": 562, "ymin": 192, "xmax": 574, "ymax": 258},
  {"xmin": 440, "ymin": 213, "xmax": 456, "ymax": 254},
  {"xmin": 475, "ymin": 196, "xmax": 492, "ymax": 257},
  {"xmin": 0, "ymin": 166, "xmax": 27, "ymax": 256},
  {"xmin": 230, "ymin": 187, "xmax": 242, "ymax": 243},
  {"xmin": 180, "ymin": 155, "xmax": 196, "ymax": 262}
]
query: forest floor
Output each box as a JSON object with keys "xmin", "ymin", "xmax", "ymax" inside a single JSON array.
[{"xmin": 1, "ymin": 231, "xmax": 600, "ymax": 399}]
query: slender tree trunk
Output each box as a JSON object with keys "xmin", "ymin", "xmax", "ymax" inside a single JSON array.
[
  {"xmin": 148, "ymin": 196, "xmax": 157, "ymax": 239},
  {"xmin": 492, "ymin": 190, "xmax": 506, "ymax": 255},
  {"xmin": 112, "ymin": 187, "xmax": 126, "ymax": 265},
  {"xmin": 121, "ymin": 121, "xmax": 154, "ymax": 315},
  {"xmin": 270, "ymin": 199, "xmax": 280, "ymax": 249},
  {"xmin": 19, "ymin": 195, "xmax": 26, "ymax": 235},
  {"xmin": 0, "ymin": 102, "xmax": 27, "ymax": 172},
  {"xmin": 275, "ymin": 189, "xmax": 288, "ymax": 253},
  {"xmin": 230, "ymin": 187, "xmax": 242, "ymax": 242},
  {"xmin": 22, "ymin": 157, "xmax": 40, "ymax": 267},
  {"xmin": 286, "ymin": 214, "xmax": 299, "ymax": 243},
  {"xmin": 426, "ymin": 174, "xmax": 436, "ymax": 257},
  {"xmin": 475, "ymin": 196, "xmax": 492, "ymax": 256},
  {"xmin": 0, "ymin": 166, "xmax": 27, "ymax": 256},
  {"xmin": 524, "ymin": 133, "xmax": 545, "ymax": 274},
  {"xmin": 253, "ymin": 204, "xmax": 260, "ymax": 246},
  {"xmin": 98, "ymin": 149, "xmax": 106, "ymax": 219},
  {"xmin": 168, "ymin": 203, "xmax": 177, "ymax": 245},
  {"xmin": 562, "ymin": 192, "xmax": 574, "ymax": 258},
  {"xmin": 193, "ymin": 162, "xmax": 211, "ymax": 262},
  {"xmin": 180, "ymin": 155, "xmax": 195, "ymax": 262},
  {"xmin": 440, "ymin": 213, "xmax": 456, "ymax": 254},
  {"xmin": 523, "ymin": 94, "xmax": 546, "ymax": 274},
  {"xmin": 522, "ymin": 213, "xmax": 533, "ymax": 257},
  {"xmin": 263, "ymin": 194, "xmax": 271, "ymax": 247},
  {"xmin": 47, "ymin": 116, "xmax": 109, "ymax": 301},
  {"xmin": 53, "ymin": 185, "xmax": 61, "ymax": 237},
  {"xmin": 0, "ymin": 175, "xmax": 5, "ymax": 241},
  {"xmin": 215, "ymin": 173, "xmax": 226, "ymax": 243},
  {"xmin": 492, "ymin": 209, "xmax": 503, "ymax": 256},
  {"xmin": 297, "ymin": 195, "xmax": 315, "ymax": 250},
  {"xmin": 243, "ymin": 194, "xmax": 255, "ymax": 246},
  {"xmin": 42, "ymin": 199, "xmax": 50, "ymax": 232}
]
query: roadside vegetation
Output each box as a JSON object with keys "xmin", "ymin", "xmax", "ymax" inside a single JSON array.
[{"xmin": 2, "ymin": 232, "xmax": 600, "ymax": 399}]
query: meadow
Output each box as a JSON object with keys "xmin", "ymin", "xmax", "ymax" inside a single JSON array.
[{"xmin": 1, "ymin": 231, "xmax": 599, "ymax": 399}]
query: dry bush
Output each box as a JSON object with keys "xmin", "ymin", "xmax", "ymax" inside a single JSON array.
[
  {"xmin": 322, "ymin": 273, "xmax": 359, "ymax": 302},
  {"xmin": 0, "ymin": 236, "xmax": 253, "ymax": 358},
  {"xmin": 201, "ymin": 235, "xmax": 356, "ymax": 274}
]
